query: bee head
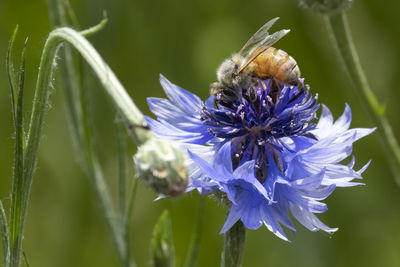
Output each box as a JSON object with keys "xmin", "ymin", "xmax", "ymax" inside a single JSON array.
[
  {"xmin": 216, "ymin": 58, "xmax": 237, "ymax": 88},
  {"xmin": 215, "ymin": 55, "xmax": 251, "ymax": 92}
]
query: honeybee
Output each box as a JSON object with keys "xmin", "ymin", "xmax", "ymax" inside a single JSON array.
[{"xmin": 210, "ymin": 17, "xmax": 300, "ymax": 102}]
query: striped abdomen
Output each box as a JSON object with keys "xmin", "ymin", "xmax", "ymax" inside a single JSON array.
[{"xmin": 248, "ymin": 47, "xmax": 300, "ymax": 85}]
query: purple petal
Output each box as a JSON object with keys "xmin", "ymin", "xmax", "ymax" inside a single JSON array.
[
  {"xmin": 290, "ymin": 205, "xmax": 338, "ymax": 233},
  {"xmin": 214, "ymin": 142, "xmax": 234, "ymax": 174},
  {"xmin": 145, "ymin": 116, "xmax": 213, "ymax": 144},
  {"xmin": 187, "ymin": 149, "xmax": 230, "ymax": 183},
  {"xmin": 241, "ymin": 205, "xmax": 263, "ymax": 230},
  {"xmin": 147, "ymin": 97, "xmax": 204, "ymax": 131},
  {"xmin": 260, "ymin": 206, "xmax": 289, "ymax": 241},
  {"xmin": 220, "ymin": 204, "xmax": 243, "ymax": 233},
  {"xmin": 159, "ymin": 74, "xmax": 203, "ymax": 113}
]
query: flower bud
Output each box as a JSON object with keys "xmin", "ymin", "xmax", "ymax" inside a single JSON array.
[
  {"xmin": 299, "ymin": 0, "xmax": 353, "ymax": 15},
  {"xmin": 133, "ymin": 137, "xmax": 188, "ymax": 196}
]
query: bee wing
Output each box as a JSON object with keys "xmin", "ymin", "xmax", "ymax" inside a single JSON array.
[
  {"xmin": 238, "ymin": 17, "xmax": 280, "ymax": 57},
  {"xmin": 237, "ymin": 28, "xmax": 290, "ymax": 74}
]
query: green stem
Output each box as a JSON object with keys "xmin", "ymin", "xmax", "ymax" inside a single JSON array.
[
  {"xmin": 326, "ymin": 13, "xmax": 400, "ymax": 184},
  {"xmin": 17, "ymin": 26, "xmax": 149, "ymax": 267},
  {"xmin": 220, "ymin": 221, "xmax": 246, "ymax": 267},
  {"xmin": 23, "ymin": 25, "xmax": 150, "ymax": 198},
  {"xmin": 47, "ymin": 2, "xmax": 134, "ymax": 265}
]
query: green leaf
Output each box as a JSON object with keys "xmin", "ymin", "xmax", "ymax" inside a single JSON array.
[
  {"xmin": 79, "ymin": 11, "xmax": 108, "ymax": 37},
  {"xmin": 151, "ymin": 210, "xmax": 175, "ymax": 267},
  {"xmin": 6, "ymin": 25, "xmax": 19, "ymax": 122},
  {"xmin": 0, "ymin": 201, "xmax": 10, "ymax": 266},
  {"xmin": 17, "ymin": 37, "xmax": 28, "ymax": 150},
  {"xmin": 8, "ymin": 31, "xmax": 27, "ymax": 267},
  {"xmin": 22, "ymin": 251, "xmax": 30, "ymax": 267}
]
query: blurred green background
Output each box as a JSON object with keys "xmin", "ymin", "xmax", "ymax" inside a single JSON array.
[{"xmin": 0, "ymin": 0, "xmax": 400, "ymax": 266}]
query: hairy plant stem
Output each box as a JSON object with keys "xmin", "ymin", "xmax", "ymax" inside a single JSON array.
[
  {"xmin": 14, "ymin": 26, "xmax": 150, "ymax": 267},
  {"xmin": 47, "ymin": 2, "xmax": 135, "ymax": 265},
  {"xmin": 221, "ymin": 221, "xmax": 246, "ymax": 267},
  {"xmin": 325, "ymin": 13, "xmax": 400, "ymax": 184}
]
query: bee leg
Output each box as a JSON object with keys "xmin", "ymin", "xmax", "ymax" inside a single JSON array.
[
  {"xmin": 266, "ymin": 77, "xmax": 282, "ymax": 103},
  {"xmin": 222, "ymin": 88, "xmax": 238, "ymax": 98},
  {"xmin": 210, "ymin": 82, "xmax": 222, "ymax": 96},
  {"xmin": 248, "ymin": 86, "xmax": 257, "ymax": 103},
  {"xmin": 269, "ymin": 77, "xmax": 281, "ymax": 92}
]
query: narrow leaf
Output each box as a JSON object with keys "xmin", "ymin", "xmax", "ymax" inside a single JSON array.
[
  {"xmin": 151, "ymin": 210, "xmax": 175, "ymax": 267},
  {"xmin": 23, "ymin": 251, "xmax": 31, "ymax": 267},
  {"xmin": 7, "ymin": 25, "xmax": 19, "ymax": 122},
  {"xmin": 79, "ymin": 11, "xmax": 108, "ymax": 37},
  {"xmin": 9, "ymin": 33, "xmax": 27, "ymax": 267},
  {"xmin": 17, "ymin": 37, "xmax": 28, "ymax": 150},
  {"xmin": 0, "ymin": 201, "xmax": 10, "ymax": 266}
]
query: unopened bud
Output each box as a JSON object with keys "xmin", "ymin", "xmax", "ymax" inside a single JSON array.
[
  {"xmin": 299, "ymin": 0, "xmax": 353, "ymax": 15},
  {"xmin": 134, "ymin": 137, "xmax": 188, "ymax": 196}
]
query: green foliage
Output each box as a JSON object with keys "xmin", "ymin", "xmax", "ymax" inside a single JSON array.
[
  {"xmin": 6, "ymin": 24, "xmax": 28, "ymax": 267},
  {"xmin": 0, "ymin": 201, "xmax": 9, "ymax": 266}
]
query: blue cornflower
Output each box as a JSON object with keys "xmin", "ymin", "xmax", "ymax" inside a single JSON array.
[{"xmin": 145, "ymin": 74, "xmax": 375, "ymax": 241}]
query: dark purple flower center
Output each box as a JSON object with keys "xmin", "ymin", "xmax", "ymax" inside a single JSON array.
[{"xmin": 200, "ymin": 79, "xmax": 319, "ymax": 182}]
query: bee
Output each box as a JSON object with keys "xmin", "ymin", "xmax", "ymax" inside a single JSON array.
[{"xmin": 210, "ymin": 17, "xmax": 300, "ymax": 102}]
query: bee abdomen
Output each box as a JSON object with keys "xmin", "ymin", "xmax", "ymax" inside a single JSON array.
[{"xmin": 252, "ymin": 47, "xmax": 300, "ymax": 85}]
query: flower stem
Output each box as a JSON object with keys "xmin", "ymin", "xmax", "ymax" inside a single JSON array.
[
  {"xmin": 220, "ymin": 221, "xmax": 246, "ymax": 267},
  {"xmin": 19, "ymin": 25, "xmax": 148, "ymax": 267},
  {"xmin": 47, "ymin": 3, "xmax": 136, "ymax": 265},
  {"xmin": 325, "ymin": 13, "xmax": 400, "ymax": 184}
]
